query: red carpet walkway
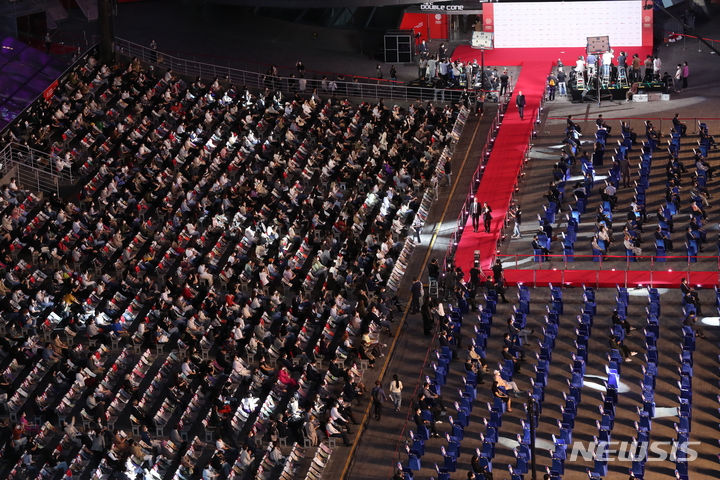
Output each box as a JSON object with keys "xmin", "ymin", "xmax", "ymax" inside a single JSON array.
[{"xmin": 448, "ymin": 45, "xmax": 707, "ymax": 288}]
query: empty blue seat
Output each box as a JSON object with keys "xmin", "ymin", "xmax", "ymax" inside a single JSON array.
[
  {"xmin": 406, "ymin": 446, "xmax": 422, "ymax": 470},
  {"xmin": 433, "ymin": 363, "xmax": 446, "ymax": 385},
  {"xmin": 482, "ymin": 420, "xmax": 499, "ymax": 442},
  {"xmin": 444, "ymin": 434, "xmax": 461, "ymax": 459},
  {"xmin": 411, "ymin": 433, "xmax": 425, "ymax": 456},
  {"xmin": 441, "ymin": 446, "xmax": 457, "ymax": 472},
  {"xmin": 655, "ymin": 244, "xmax": 666, "ymax": 262},
  {"xmin": 450, "ymin": 416, "xmax": 464, "ymax": 440},
  {"xmin": 549, "ymin": 457, "xmax": 565, "ymax": 476},
  {"xmin": 435, "ymin": 463, "xmax": 450, "ymax": 480}
]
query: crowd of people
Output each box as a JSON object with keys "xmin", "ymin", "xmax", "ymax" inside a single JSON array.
[
  {"xmin": 0, "ymin": 51, "xmax": 463, "ymax": 479},
  {"xmin": 534, "ymin": 112, "xmax": 717, "ymax": 264}
]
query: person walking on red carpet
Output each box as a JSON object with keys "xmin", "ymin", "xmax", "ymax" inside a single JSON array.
[
  {"xmin": 482, "ymin": 203, "xmax": 493, "ymax": 233},
  {"xmin": 470, "ymin": 199, "xmax": 481, "ymax": 233},
  {"xmin": 516, "ymin": 91, "xmax": 526, "ymax": 119}
]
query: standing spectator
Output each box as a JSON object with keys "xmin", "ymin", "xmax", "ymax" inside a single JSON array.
[
  {"xmin": 470, "ymin": 198, "xmax": 481, "ymax": 233},
  {"xmin": 643, "ymin": 55, "xmax": 653, "ymax": 82},
  {"xmin": 296, "ymin": 60, "xmax": 305, "ymax": 74},
  {"xmin": 371, "ymin": 380, "xmax": 387, "ymax": 420},
  {"xmin": 150, "ymin": 39, "xmax": 158, "ymax": 63},
  {"xmin": 652, "ymin": 56, "xmax": 662, "ymax": 80},
  {"xmin": 547, "ymin": 75, "xmax": 556, "ymax": 101},
  {"xmin": 620, "ymin": 156, "xmax": 631, "ymax": 188},
  {"xmin": 682, "ymin": 61, "xmax": 689, "ymax": 89},
  {"xmin": 617, "ymin": 51, "xmax": 626, "ymax": 77},
  {"xmin": 418, "ymin": 39, "xmax": 429, "ymax": 56},
  {"xmin": 418, "ymin": 57, "xmax": 428, "ymax": 79},
  {"xmin": 438, "ymin": 59, "xmax": 449, "ymax": 84},
  {"xmin": 674, "ymin": 64, "xmax": 683, "ymax": 92},
  {"xmin": 376, "ymin": 64, "xmax": 383, "ymax": 82},
  {"xmin": 482, "ymin": 202, "xmax": 493, "ymax": 233},
  {"xmin": 390, "ymin": 65, "xmax": 397, "ymax": 82},
  {"xmin": 511, "ymin": 204, "xmax": 522, "ymax": 238},
  {"xmin": 602, "ymin": 49, "xmax": 614, "ymax": 77},
  {"xmin": 421, "ymin": 297, "xmax": 435, "ymax": 336},
  {"xmin": 516, "ymin": 91, "xmax": 526, "ymax": 119},
  {"xmin": 438, "ymin": 42, "xmax": 448, "ymax": 60},
  {"xmin": 428, "ymin": 258, "xmax": 440, "ymax": 283},
  {"xmin": 388, "ymin": 374, "xmax": 403, "ymax": 412},
  {"xmin": 631, "ymin": 53, "xmax": 641, "ymax": 82},
  {"xmin": 575, "ymin": 56, "xmax": 585, "ymax": 80},
  {"xmin": 556, "ymin": 68, "xmax": 566, "ymax": 96},
  {"xmin": 586, "ymin": 52, "xmax": 597, "ymax": 75},
  {"xmin": 427, "ymin": 54, "xmax": 437, "ymax": 80},
  {"xmin": 499, "ymin": 69, "xmax": 509, "ymax": 96},
  {"xmin": 444, "ymin": 159, "xmax": 452, "ymax": 186},
  {"xmin": 410, "ymin": 277, "xmax": 423, "ymax": 314}
]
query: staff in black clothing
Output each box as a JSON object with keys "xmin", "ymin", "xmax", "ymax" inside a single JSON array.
[
  {"xmin": 444, "ymin": 159, "xmax": 452, "ymax": 186},
  {"xmin": 499, "ymin": 69, "xmax": 509, "ymax": 96},
  {"xmin": 491, "ymin": 259, "xmax": 504, "ymax": 284},
  {"xmin": 428, "ymin": 258, "xmax": 440, "ymax": 282}
]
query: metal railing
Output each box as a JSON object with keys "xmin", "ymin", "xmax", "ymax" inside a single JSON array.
[
  {"xmin": 0, "ymin": 143, "xmax": 75, "ymax": 196},
  {"xmin": 495, "ymin": 253, "xmax": 720, "ymax": 288},
  {"xmin": 441, "ymin": 99, "xmax": 512, "ymax": 275},
  {"xmin": 114, "ymin": 37, "xmax": 475, "ymax": 103}
]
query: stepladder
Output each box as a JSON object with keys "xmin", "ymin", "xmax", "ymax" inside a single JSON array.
[
  {"xmin": 429, "ymin": 279, "xmax": 439, "ymax": 297},
  {"xmin": 617, "ymin": 67, "xmax": 628, "ymax": 88}
]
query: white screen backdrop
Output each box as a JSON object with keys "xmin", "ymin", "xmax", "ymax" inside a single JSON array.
[{"xmin": 493, "ymin": 1, "xmax": 643, "ymax": 49}]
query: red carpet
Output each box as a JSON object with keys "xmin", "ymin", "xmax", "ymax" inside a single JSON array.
[
  {"xmin": 449, "ymin": 45, "xmax": 715, "ymax": 288},
  {"xmin": 503, "ymin": 269, "xmax": 719, "ymax": 289}
]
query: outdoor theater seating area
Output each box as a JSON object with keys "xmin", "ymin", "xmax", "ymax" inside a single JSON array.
[
  {"xmin": 0, "ymin": 53, "xmax": 462, "ymax": 480},
  {"xmin": 503, "ymin": 115, "xmax": 720, "ymax": 270},
  {"xmin": 393, "ymin": 283, "xmax": 713, "ymax": 480}
]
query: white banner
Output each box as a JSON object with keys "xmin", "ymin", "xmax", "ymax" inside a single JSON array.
[{"xmin": 493, "ymin": 1, "xmax": 643, "ymax": 49}]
